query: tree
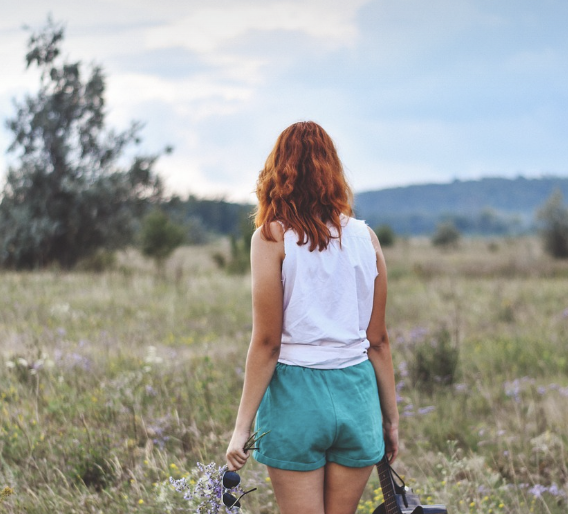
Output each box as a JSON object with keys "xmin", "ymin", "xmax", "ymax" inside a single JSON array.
[
  {"xmin": 0, "ymin": 17, "xmax": 166, "ymax": 269},
  {"xmin": 536, "ymin": 189, "xmax": 568, "ymax": 259},
  {"xmin": 431, "ymin": 221, "xmax": 460, "ymax": 248}
]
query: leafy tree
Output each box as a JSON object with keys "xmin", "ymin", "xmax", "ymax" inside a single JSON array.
[
  {"xmin": 374, "ymin": 224, "xmax": 395, "ymax": 247},
  {"xmin": 0, "ymin": 17, "xmax": 166, "ymax": 269},
  {"xmin": 432, "ymin": 221, "xmax": 460, "ymax": 248},
  {"xmin": 536, "ymin": 189, "xmax": 568, "ymax": 259},
  {"xmin": 140, "ymin": 209, "xmax": 185, "ymax": 272}
]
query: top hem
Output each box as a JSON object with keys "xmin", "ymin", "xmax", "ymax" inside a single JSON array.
[{"xmin": 277, "ymin": 354, "xmax": 369, "ymax": 370}]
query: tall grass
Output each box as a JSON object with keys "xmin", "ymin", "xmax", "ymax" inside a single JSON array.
[{"xmin": 1, "ymin": 238, "xmax": 567, "ymax": 513}]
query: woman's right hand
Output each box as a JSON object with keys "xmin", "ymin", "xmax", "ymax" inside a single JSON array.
[
  {"xmin": 226, "ymin": 428, "xmax": 252, "ymax": 471},
  {"xmin": 383, "ymin": 425, "xmax": 399, "ymax": 463}
]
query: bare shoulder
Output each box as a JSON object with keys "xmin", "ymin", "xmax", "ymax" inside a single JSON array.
[
  {"xmin": 366, "ymin": 225, "xmax": 382, "ymax": 253},
  {"xmin": 252, "ymin": 222, "xmax": 284, "ymax": 243},
  {"xmin": 367, "ymin": 225, "xmax": 387, "ymax": 276},
  {"xmin": 252, "ymin": 222, "xmax": 285, "ymax": 260}
]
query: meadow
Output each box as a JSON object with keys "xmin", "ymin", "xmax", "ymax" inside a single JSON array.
[{"xmin": 1, "ymin": 236, "xmax": 567, "ymax": 513}]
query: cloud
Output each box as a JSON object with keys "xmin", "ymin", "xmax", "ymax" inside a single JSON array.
[{"xmin": 145, "ymin": 0, "xmax": 370, "ymax": 54}]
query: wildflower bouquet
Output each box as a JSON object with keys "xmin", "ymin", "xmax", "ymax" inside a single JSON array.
[
  {"xmin": 170, "ymin": 462, "xmax": 241, "ymax": 513},
  {"xmin": 170, "ymin": 430, "xmax": 269, "ymax": 513}
]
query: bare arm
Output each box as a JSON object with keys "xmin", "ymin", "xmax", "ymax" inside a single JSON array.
[
  {"xmin": 226, "ymin": 222, "xmax": 284, "ymax": 471},
  {"xmin": 366, "ymin": 227, "xmax": 400, "ymax": 463}
]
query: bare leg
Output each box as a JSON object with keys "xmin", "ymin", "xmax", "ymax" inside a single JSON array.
[
  {"xmin": 324, "ymin": 462, "xmax": 374, "ymax": 514},
  {"xmin": 267, "ymin": 466, "xmax": 325, "ymax": 514}
]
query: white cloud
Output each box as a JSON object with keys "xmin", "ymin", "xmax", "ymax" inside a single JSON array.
[{"xmin": 145, "ymin": 0, "xmax": 369, "ymax": 54}]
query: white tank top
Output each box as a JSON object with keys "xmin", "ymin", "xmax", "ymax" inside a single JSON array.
[{"xmin": 278, "ymin": 215, "xmax": 378, "ymax": 369}]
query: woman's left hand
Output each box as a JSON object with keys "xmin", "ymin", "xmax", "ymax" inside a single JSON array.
[{"xmin": 226, "ymin": 428, "xmax": 252, "ymax": 471}]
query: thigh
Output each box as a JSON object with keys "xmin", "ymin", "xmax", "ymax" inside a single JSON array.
[
  {"xmin": 324, "ymin": 462, "xmax": 374, "ymax": 514},
  {"xmin": 267, "ymin": 465, "xmax": 325, "ymax": 514}
]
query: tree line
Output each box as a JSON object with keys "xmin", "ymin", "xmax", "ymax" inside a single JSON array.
[{"xmin": 1, "ymin": 17, "xmax": 567, "ymax": 270}]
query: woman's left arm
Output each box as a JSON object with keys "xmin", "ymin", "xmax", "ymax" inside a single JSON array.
[{"xmin": 226, "ymin": 223, "xmax": 284, "ymax": 471}]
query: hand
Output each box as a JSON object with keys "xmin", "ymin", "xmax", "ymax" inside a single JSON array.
[
  {"xmin": 383, "ymin": 425, "xmax": 399, "ymax": 464},
  {"xmin": 226, "ymin": 428, "xmax": 252, "ymax": 471}
]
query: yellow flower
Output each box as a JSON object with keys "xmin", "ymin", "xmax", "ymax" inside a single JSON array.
[
  {"xmin": 138, "ymin": 499, "xmax": 144, "ymax": 504},
  {"xmin": 1, "ymin": 487, "xmax": 14, "ymax": 503}
]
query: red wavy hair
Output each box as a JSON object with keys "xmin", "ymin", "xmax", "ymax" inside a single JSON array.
[{"xmin": 255, "ymin": 121, "xmax": 353, "ymax": 251}]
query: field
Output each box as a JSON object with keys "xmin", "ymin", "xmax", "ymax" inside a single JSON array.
[{"xmin": 1, "ymin": 237, "xmax": 567, "ymax": 513}]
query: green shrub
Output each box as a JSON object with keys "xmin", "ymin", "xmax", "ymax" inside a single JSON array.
[
  {"xmin": 374, "ymin": 224, "xmax": 396, "ymax": 247},
  {"xmin": 140, "ymin": 209, "xmax": 185, "ymax": 271},
  {"xmin": 226, "ymin": 216, "xmax": 255, "ymax": 274},
  {"xmin": 75, "ymin": 250, "xmax": 116, "ymax": 273},
  {"xmin": 409, "ymin": 327, "xmax": 459, "ymax": 393},
  {"xmin": 432, "ymin": 221, "xmax": 460, "ymax": 248},
  {"xmin": 536, "ymin": 189, "xmax": 568, "ymax": 259}
]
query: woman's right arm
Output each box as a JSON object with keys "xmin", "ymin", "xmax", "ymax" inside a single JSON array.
[
  {"xmin": 225, "ymin": 223, "xmax": 284, "ymax": 471},
  {"xmin": 366, "ymin": 228, "xmax": 400, "ymax": 463}
]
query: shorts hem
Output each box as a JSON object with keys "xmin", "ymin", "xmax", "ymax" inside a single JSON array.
[
  {"xmin": 253, "ymin": 450, "xmax": 326, "ymax": 471},
  {"xmin": 326, "ymin": 449, "xmax": 385, "ymax": 468}
]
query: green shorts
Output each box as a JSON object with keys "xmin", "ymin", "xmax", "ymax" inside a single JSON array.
[{"xmin": 253, "ymin": 359, "xmax": 384, "ymax": 471}]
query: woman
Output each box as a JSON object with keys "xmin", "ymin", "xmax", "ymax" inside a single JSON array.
[{"xmin": 226, "ymin": 121, "xmax": 399, "ymax": 514}]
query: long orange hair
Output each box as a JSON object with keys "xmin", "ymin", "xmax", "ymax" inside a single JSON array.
[{"xmin": 255, "ymin": 121, "xmax": 354, "ymax": 251}]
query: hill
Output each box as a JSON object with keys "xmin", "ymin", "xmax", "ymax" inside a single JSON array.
[{"xmin": 354, "ymin": 176, "xmax": 568, "ymax": 235}]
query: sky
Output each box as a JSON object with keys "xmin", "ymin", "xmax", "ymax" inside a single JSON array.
[{"xmin": 1, "ymin": 0, "xmax": 567, "ymax": 202}]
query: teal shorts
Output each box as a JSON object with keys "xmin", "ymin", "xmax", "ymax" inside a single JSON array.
[{"xmin": 253, "ymin": 359, "xmax": 384, "ymax": 471}]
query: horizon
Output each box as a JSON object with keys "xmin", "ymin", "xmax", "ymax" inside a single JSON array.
[{"xmin": 2, "ymin": 1, "xmax": 568, "ymax": 203}]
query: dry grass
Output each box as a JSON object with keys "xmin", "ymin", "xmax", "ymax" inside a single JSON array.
[{"xmin": 1, "ymin": 236, "xmax": 567, "ymax": 513}]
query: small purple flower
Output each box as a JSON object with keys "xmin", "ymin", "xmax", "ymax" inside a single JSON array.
[
  {"xmin": 504, "ymin": 379, "xmax": 521, "ymax": 403},
  {"xmin": 528, "ymin": 484, "xmax": 547, "ymax": 498},
  {"xmin": 417, "ymin": 406, "xmax": 435, "ymax": 415}
]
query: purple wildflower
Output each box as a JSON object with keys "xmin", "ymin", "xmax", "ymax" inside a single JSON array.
[{"xmin": 528, "ymin": 484, "xmax": 547, "ymax": 498}]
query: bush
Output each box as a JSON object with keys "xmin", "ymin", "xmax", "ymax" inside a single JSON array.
[
  {"xmin": 374, "ymin": 224, "xmax": 396, "ymax": 247},
  {"xmin": 75, "ymin": 250, "xmax": 116, "ymax": 273},
  {"xmin": 536, "ymin": 189, "xmax": 568, "ymax": 259},
  {"xmin": 432, "ymin": 221, "xmax": 460, "ymax": 248},
  {"xmin": 409, "ymin": 327, "xmax": 459, "ymax": 393},
  {"xmin": 140, "ymin": 210, "xmax": 185, "ymax": 271},
  {"xmin": 225, "ymin": 216, "xmax": 255, "ymax": 274}
]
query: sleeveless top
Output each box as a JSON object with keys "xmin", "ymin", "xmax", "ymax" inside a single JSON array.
[{"xmin": 278, "ymin": 215, "xmax": 378, "ymax": 369}]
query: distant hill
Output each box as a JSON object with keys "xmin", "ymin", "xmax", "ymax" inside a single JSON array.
[{"xmin": 354, "ymin": 176, "xmax": 568, "ymax": 236}]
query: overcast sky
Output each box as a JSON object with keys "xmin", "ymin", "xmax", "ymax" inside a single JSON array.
[{"xmin": 1, "ymin": 0, "xmax": 567, "ymax": 202}]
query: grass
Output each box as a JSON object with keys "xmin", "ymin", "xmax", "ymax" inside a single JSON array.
[{"xmin": 0, "ymin": 237, "xmax": 567, "ymax": 513}]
